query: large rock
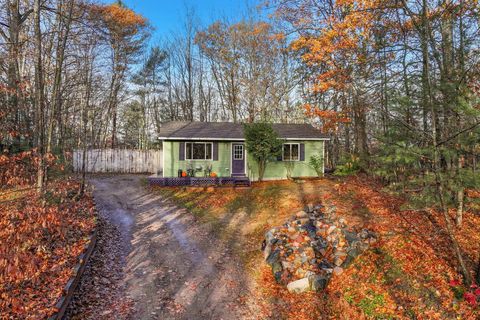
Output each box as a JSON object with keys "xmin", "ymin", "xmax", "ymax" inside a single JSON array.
[
  {"xmin": 262, "ymin": 202, "xmax": 376, "ymax": 293},
  {"xmin": 333, "ymin": 266, "xmax": 344, "ymax": 275},
  {"xmin": 305, "ymin": 204, "xmax": 314, "ymax": 213},
  {"xmin": 309, "ymin": 274, "xmax": 329, "ymax": 292},
  {"xmin": 271, "ymin": 261, "xmax": 284, "ymax": 283},
  {"xmin": 296, "ymin": 210, "xmax": 308, "ymax": 218},
  {"xmin": 287, "ymin": 277, "xmax": 310, "ymax": 293},
  {"xmin": 266, "ymin": 249, "xmax": 280, "ymax": 266}
]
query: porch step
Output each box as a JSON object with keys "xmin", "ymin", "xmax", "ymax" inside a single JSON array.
[{"xmin": 234, "ymin": 177, "xmax": 251, "ymax": 187}]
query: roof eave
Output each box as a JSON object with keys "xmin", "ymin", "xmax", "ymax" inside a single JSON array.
[{"xmin": 158, "ymin": 137, "xmax": 330, "ymax": 141}]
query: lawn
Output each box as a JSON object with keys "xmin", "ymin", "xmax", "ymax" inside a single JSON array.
[{"xmin": 153, "ymin": 176, "xmax": 480, "ymax": 319}]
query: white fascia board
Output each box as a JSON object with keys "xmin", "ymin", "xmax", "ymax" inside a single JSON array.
[
  {"xmin": 158, "ymin": 137, "xmax": 330, "ymax": 141},
  {"xmin": 284, "ymin": 138, "xmax": 330, "ymax": 141},
  {"xmin": 158, "ymin": 137, "xmax": 245, "ymax": 141}
]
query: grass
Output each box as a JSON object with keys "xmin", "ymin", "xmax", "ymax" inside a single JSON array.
[{"xmin": 357, "ymin": 290, "xmax": 387, "ymax": 318}]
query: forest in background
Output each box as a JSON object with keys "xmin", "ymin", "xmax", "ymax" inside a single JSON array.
[{"xmin": 1, "ymin": 0, "xmax": 479, "ymax": 286}]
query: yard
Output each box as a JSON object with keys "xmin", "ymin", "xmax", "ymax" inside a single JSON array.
[
  {"xmin": 154, "ymin": 176, "xmax": 480, "ymax": 319},
  {"xmin": 0, "ymin": 152, "xmax": 96, "ymax": 319},
  {"xmin": 3, "ymin": 0, "xmax": 480, "ymax": 318}
]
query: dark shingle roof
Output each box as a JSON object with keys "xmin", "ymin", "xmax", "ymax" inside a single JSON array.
[{"xmin": 158, "ymin": 122, "xmax": 329, "ymax": 140}]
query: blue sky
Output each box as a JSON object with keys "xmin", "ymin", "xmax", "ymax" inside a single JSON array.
[{"xmin": 103, "ymin": 0, "xmax": 261, "ymax": 42}]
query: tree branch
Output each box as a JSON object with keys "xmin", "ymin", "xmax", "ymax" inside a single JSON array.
[{"xmin": 436, "ymin": 122, "xmax": 480, "ymax": 147}]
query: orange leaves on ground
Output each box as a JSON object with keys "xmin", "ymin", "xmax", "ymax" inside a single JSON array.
[
  {"xmin": 332, "ymin": 176, "xmax": 480, "ymax": 318},
  {"xmin": 466, "ymin": 189, "xmax": 480, "ymax": 198},
  {"xmin": 255, "ymin": 265, "xmax": 326, "ymax": 320},
  {"xmin": 1, "ymin": 151, "xmax": 37, "ymax": 188},
  {"xmin": 0, "ymin": 174, "xmax": 96, "ymax": 319},
  {"xmin": 0, "ymin": 150, "xmax": 60, "ymax": 188},
  {"xmin": 156, "ymin": 178, "xmax": 480, "ymax": 318}
]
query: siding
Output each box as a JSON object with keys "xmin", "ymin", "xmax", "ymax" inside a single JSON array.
[
  {"xmin": 246, "ymin": 140, "xmax": 324, "ymax": 181},
  {"xmin": 163, "ymin": 141, "xmax": 231, "ymax": 177},
  {"xmin": 162, "ymin": 140, "xmax": 325, "ymax": 180}
]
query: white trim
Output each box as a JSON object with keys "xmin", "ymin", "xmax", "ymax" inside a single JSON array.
[
  {"xmin": 323, "ymin": 141, "xmax": 326, "ymax": 175},
  {"xmin": 162, "ymin": 140, "xmax": 165, "ymax": 177},
  {"xmin": 158, "ymin": 137, "xmax": 330, "ymax": 141},
  {"xmin": 185, "ymin": 142, "xmax": 213, "ymax": 160},
  {"xmin": 229, "ymin": 142, "xmax": 232, "ymax": 176},
  {"xmin": 282, "ymin": 143, "xmax": 300, "ymax": 161},
  {"xmin": 161, "ymin": 137, "xmax": 245, "ymax": 141},
  {"xmin": 233, "ymin": 144, "xmax": 244, "ymax": 160},
  {"xmin": 244, "ymin": 146, "xmax": 248, "ymax": 175}
]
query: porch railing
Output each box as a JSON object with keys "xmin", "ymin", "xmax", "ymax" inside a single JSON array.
[{"xmin": 147, "ymin": 176, "xmax": 250, "ymax": 187}]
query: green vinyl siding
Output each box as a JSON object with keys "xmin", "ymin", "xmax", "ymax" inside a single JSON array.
[
  {"xmin": 162, "ymin": 141, "xmax": 231, "ymax": 177},
  {"xmin": 246, "ymin": 140, "xmax": 324, "ymax": 181},
  {"xmin": 162, "ymin": 139, "xmax": 325, "ymax": 180}
]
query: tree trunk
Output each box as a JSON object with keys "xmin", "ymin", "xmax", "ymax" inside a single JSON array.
[
  {"xmin": 430, "ymin": 89, "xmax": 471, "ymax": 285},
  {"xmin": 420, "ymin": 0, "xmax": 431, "ymax": 134},
  {"xmin": 456, "ymin": 156, "xmax": 464, "ymax": 227},
  {"xmin": 476, "ymin": 254, "xmax": 480, "ymax": 285},
  {"xmin": 5, "ymin": 0, "xmax": 29, "ymax": 147},
  {"xmin": 47, "ymin": 0, "xmax": 74, "ymax": 153},
  {"xmin": 258, "ymin": 160, "xmax": 265, "ymax": 181},
  {"xmin": 456, "ymin": 189, "xmax": 464, "ymax": 227},
  {"xmin": 33, "ymin": 0, "xmax": 46, "ymax": 193}
]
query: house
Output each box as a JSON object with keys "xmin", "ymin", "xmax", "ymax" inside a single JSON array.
[{"xmin": 150, "ymin": 121, "xmax": 329, "ymax": 186}]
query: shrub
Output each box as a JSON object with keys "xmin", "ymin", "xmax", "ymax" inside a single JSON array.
[
  {"xmin": 244, "ymin": 123, "xmax": 283, "ymax": 181},
  {"xmin": 334, "ymin": 154, "xmax": 361, "ymax": 176},
  {"xmin": 309, "ymin": 153, "xmax": 324, "ymax": 177}
]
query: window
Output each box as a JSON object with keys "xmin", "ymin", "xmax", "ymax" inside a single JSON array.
[
  {"xmin": 233, "ymin": 145, "xmax": 244, "ymax": 160},
  {"xmin": 185, "ymin": 142, "xmax": 213, "ymax": 160},
  {"xmin": 283, "ymin": 143, "xmax": 299, "ymax": 161}
]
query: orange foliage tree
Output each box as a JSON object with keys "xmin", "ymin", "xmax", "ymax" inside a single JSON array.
[
  {"xmin": 274, "ymin": 0, "xmax": 395, "ymax": 159},
  {"xmin": 89, "ymin": 2, "xmax": 149, "ymax": 148}
]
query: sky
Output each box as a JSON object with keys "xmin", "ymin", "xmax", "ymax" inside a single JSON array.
[{"xmin": 102, "ymin": 0, "xmax": 261, "ymax": 43}]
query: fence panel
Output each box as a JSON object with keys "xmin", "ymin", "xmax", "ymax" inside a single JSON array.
[{"xmin": 73, "ymin": 149, "xmax": 162, "ymax": 174}]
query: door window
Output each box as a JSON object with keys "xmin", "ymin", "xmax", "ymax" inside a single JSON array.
[{"xmin": 233, "ymin": 145, "xmax": 244, "ymax": 160}]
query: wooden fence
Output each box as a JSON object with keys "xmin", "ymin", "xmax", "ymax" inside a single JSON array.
[{"xmin": 73, "ymin": 149, "xmax": 162, "ymax": 174}]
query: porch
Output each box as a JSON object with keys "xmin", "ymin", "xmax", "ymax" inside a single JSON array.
[{"xmin": 147, "ymin": 175, "xmax": 251, "ymax": 187}]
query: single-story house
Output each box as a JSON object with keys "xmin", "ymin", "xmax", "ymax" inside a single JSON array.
[{"xmin": 151, "ymin": 121, "xmax": 329, "ymax": 186}]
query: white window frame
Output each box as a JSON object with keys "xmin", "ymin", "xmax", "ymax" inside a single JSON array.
[
  {"xmin": 233, "ymin": 144, "xmax": 244, "ymax": 160},
  {"xmin": 185, "ymin": 142, "xmax": 213, "ymax": 160},
  {"xmin": 282, "ymin": 143, "xmax": 300, "ymax": 161}
]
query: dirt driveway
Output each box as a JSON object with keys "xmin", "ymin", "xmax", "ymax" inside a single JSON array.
[{"xmin": 66, "ymin": 175, "xmax": 253, "ymax": 320}]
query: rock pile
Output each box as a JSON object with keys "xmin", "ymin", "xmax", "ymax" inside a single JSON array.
[{"xmin": 262, "ymin": 203, "xmax": 377, "ymax": 293}]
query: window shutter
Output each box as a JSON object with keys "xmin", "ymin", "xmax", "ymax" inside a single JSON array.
[
  {"xmin": 300, "ymin": 143, "xmax": 305, "ymax": 161},
  {"xmin": 213, "ymin": 143, "xmax": 218, "ymax": 161},
  {"xmin": 179, "ymin": 142, "xmax": 185, "ymax": 160}
]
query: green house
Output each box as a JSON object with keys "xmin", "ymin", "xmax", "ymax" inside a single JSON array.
[{"xmin": 156, "ymin": 122, "xmax": 329, "ymax": 184}]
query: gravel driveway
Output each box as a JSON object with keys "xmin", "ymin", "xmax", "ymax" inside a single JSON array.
[{"xmin": 65, "ymin": 175, "xmax": 252, "ymax": 320}]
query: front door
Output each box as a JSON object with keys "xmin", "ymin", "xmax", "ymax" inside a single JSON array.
[{"xmin": 231, "ymin": 143, "xmax": 245, "ymax": 176}]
